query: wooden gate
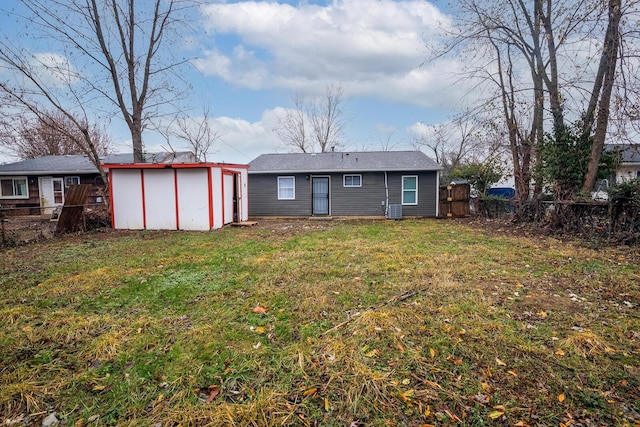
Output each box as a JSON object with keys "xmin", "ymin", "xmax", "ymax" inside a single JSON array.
[{"xmin": 438, "ymin": 183, "xmax": 470, "ymax": 218}]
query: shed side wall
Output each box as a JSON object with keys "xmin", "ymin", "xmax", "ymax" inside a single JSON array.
[{"xmin": 112, "ymin": 169, "xmax": 144, "ymax": 229}]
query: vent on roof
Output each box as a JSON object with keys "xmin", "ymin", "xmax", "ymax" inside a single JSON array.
[{"xmin": 387, "ymin": 204, "xmax": 402, "ymax": 220}]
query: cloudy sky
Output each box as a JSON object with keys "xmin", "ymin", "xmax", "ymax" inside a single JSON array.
[{"xmin": 0, "ymin": 0, "xmax": 472, "ymax": 164}]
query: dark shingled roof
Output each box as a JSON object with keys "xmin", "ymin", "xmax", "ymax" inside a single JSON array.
[
  {"xmin": 0, "ymin": 152, "xmax": 196, "ymax": 175},
  {"xmin": 606, "ymin": 144, "xmax": 640, "ymax": 164},
  {"xmin": 249, "ymin": 151, "xmax": 441, "ymax": 173}
]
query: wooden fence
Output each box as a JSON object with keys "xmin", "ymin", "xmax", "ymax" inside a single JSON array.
[{"xmin": 438, "ymin": 183, "xmax": 470, "ymax": 218}]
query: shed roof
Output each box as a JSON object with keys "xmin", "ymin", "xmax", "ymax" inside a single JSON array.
[
  {"xmin": 249, "ymin": 151, "xmax": 441, "ymax": 173},
  {"xmin": 0, "ymin": 152, "xmax": 196, "ymax": 175}
]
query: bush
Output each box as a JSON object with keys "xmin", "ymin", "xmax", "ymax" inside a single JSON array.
[{"xmin": 477, "ymin": 195, "xmax": 511, "ymax": 219}]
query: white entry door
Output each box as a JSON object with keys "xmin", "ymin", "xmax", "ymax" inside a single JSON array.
[{"xmin": 39, "ymin": 177, "xmax": 65, "ymax": 214}]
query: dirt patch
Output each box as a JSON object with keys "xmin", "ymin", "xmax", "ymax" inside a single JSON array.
[{"xmin": 1, "ymin": 215, "xmax": 56, "ymax": 246}]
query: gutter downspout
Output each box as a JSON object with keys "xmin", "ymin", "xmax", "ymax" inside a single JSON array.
[
  {"xmin": 435, "ymin": 170, "xmax": 440, "ymax": 217},
  {"xmin": 384, "ymin": 171, "xmax": 389, "ymax": 217}
]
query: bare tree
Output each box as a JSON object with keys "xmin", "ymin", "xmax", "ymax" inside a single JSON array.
[
  {"xmin": 274, "ymin": 92, "xmax": 310, "ymax": 153},
  {"xmin": 171, "ymin": 109, "xmax": 224, "ymax": 162},
  {"xmin": 309, "ymin": 84, "xmax": 347, "ymax": 153},
  {"xmin": 0, "ymin": 110, "xmax": 111, "ymax": 160},
  {"xmin": 0, "ymin": 0, "xmax": 193, "ymax": 163},
  {"xmin": 275, "ymin": 84, "xmax": 347, "ymax": 153},
  {"xmin": 412, "ymin": 114, "xmax": 502, "ymax": 180},
  {"xmin": 439, "ymin": 0, "xmax": 634, "ymax": 200}
]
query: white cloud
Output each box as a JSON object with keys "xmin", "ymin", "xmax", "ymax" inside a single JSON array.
[
  {"xmin": 197, "ymin": 0, "xmax": 463, "ymax": 108},
  {"xmin": 29, "ymin": 52, "xmax": 80, "ymax": 87}
]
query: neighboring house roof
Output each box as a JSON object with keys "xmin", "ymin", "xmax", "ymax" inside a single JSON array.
[
  {"xmin": 249, "ymin": 151, "xmax": 442, "ymax": 174},
  {"xmin": 0, "ymin": 152, "xmax": 196, "ymax": 175},
  {"xmin": 606, "ymin": 144, "xmax": 640, "ymax": 164}
]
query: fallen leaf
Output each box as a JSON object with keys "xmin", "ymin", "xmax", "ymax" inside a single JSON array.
[
  {"xmin": 555, "ymin": 349, "xmax": 565, "ymax": 356},
  {"xmin": 303, "ymin": 388, "xmax": 317, "ymax": 396},
  {"xmin": 429, "ymin": 348, "xmax": 437, "ymax": 358},
  {"xmin": 397, "ymin": 343, "xmax": 405, "ymax": 351},
  {"xmin": 253, "ymin": 342, "xmax": 261, "ymax": 350},
  {"xmin": 255, "ymin": 326, "xmax": 266, "ymax": 334},
  {"xmin": 495, "ymin": 357, "xmax": 507, "ymax": 366},
  {"xmin": 492, "ymin": 404, "xmax": 506, "ymax": 411},
  {"xmin": 401, "ymin": 378, "xmax": 411, "ymax": 385},
  {"xmin": 537, "ymin": 311, "xmax": 548, "ymax": 318},
  {"xmin": 93, "ymin": 385, "xmax": 106, "ymax": 391},
  {"xmin": 205, "ymin": 386, "xmax": 220, "ymax": 404},
  {"xmin": 446, "ymin": 356, "xmax": 463, "ymax": 365},
  {"xmin": 474, "ymin": 394, "xmax": 490, "ymax": 404},
  {"xmin": 252, "ymin": 305, "xmax": 268, "ymax": 314},
  {"xmin": 488, "ymin": 410, "xmax": 504, "ymax": 419},
  {"xmin": 324, "ymin": 397, "xmax": 330, "ymax": 412},
  {"xmin": 507, "ymin": 370, "xmax": 518, "ymax": 376},
  {"xmin": 558, "ymin": 393, "xmax": 565, "ymax": 403},
  {"xmin": 514, "ymin": 422, "xmax": 531, "ymax": 427}
]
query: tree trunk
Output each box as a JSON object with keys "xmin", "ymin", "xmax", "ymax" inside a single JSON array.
[{"xmin": 582, "ymin": 0, "xmax": 621, "ymax": 192}]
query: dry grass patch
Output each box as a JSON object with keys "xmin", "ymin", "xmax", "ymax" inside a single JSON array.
[{"xmin": 0, "ymin": 219, "xmax": 638, "ymax": 426}]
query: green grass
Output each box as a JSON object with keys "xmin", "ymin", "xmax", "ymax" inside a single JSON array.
[{"xmin": 1, "ymin": 220, "xmax": 639, "ymax": 426}]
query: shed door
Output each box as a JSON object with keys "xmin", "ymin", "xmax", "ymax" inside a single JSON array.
[{"xmin": 312, "ymin": 177, "xmax": 329, "ymax": 215}]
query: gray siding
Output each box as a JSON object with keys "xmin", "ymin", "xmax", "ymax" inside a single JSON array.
[
  {"xmin": 249, "ymin": 173, "xmax": 311, "ymax": 216},
  {"xmin": 248, "ymin": 170, "xmax": 438, "ymax": 217}
]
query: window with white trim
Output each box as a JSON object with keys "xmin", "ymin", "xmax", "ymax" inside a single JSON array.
[
  {"xmin": 402, "ymin": 176, "xmax": 418, "ymax": 205},
  {"xmin": 64, "ymin": 176, "xmax": 80, "ymax": 188},
  {"xmin": 277, "ymin": 176, "xmax": 295, "ymax": 200},
  {"xmin": 0, "ymin": 177, "xmax": 28, "ymax": 199},
  {"xmin": 343, "ymin": 174, "xmax": 362, "ymax": 187}
]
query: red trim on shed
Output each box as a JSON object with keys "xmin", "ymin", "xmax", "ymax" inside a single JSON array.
[
  {"xmin": 102, "ymin": 162, "xmax": 249, "ymax": 170},
  {"xmin": 207, "ymin": 167, "xmax": 214, "ymax": 229},
  {"xmin": 108, "ymin": 168, "xmax": 115, "ymax": 228},
  {"xmin": 174, "ymin": 169, "xmax": 180, "ymax": 230},
  {"xmin": 140, "ymin": 170, "xmax": 147, "ymax": 229}
]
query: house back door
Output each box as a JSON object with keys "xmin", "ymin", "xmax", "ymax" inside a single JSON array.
[{"xmin": 312, "ymin": 177, "xmax": 329, "ymax": 215}]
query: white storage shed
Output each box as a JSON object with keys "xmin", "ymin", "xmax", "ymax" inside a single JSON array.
[{"xmin": 103, "ymin": 163, "xmax": 249, "ymax": 231}]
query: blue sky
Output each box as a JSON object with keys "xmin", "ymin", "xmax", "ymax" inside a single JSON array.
[{"xmin": 0, "ymin": 0, "xmax": 471, "ymax": 164}]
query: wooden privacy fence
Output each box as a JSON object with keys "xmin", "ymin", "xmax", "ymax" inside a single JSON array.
[
  {"xmin": 55, "ymin": 184, "xmax": 92, "ymax": 235},
  {"xmin": 439, "ymin": 183, "xmax": 470, "ymax": 218}
]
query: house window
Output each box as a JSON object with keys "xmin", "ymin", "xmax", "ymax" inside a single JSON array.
[
  {"xmin": 278, "ymin": 176, "xmax": 295, "ymax": 200},
  {"xmin": 65, "ymin": 176, "xmax": 80, "ymax": 188},
  {"xmin": 402, "ymin": 176, "xmax": 418, "ymax": 205},
  {"xmin": 343, "ymin": 174, "xmax": 362, "ymax": 187},
  {"xmin": 0, "ymin": 177, "xmax": 28, "ymax": 199}
]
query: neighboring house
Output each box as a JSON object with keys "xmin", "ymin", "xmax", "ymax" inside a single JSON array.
[
  {"xmin": 0, "ymin": 152, "xmax": 195, "ymax": 215},
  {"xmin": 104, "ymin": 162, "xmax": 249, "ymax": 231},
  {"xmin": 606, "ymin": 144, "xmax": 640, "ymax": 183},
  {"xmin": 248, "ymin": 151, "xmax": 442, "ymax": 218}
]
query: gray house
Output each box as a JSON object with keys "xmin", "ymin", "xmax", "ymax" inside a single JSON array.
[
  {"xmin": 0, "ymin": 152, "xmax": 194, "ymax": 215},
  {"xmin": 248, "ymin": 151, "xmax": 442, "ymax": 218}
]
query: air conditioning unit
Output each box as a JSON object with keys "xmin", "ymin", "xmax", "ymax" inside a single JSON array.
[{"xmin": 387, "ymin": 204, "xmax": 402, "ymax": 220}]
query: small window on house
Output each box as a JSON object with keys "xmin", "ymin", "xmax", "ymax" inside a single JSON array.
[
  {"xmin": 0, "ymin": 177, "xmax": 28, "ymax": 199},
  {"xmin": 278, "ymin": 176, "xmax": 295, "ymax": 200},
  {"xmin": 402, "ymin": 176, "xmax": 418, "ymax": 205},
  {"xmin": 64, "ymin": 176, "xmax": 80, "ymax": 188},
  {"xmin": 343, "ymin": 174, "xmax": 362, "ymax": 187}
]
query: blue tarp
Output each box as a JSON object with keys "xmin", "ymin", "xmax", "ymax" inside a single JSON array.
[{"xmin": 487, "ymin": 187, "xmax": 516, "ymax": 198}]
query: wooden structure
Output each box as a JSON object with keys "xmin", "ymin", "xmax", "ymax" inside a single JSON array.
[
  {"xmin": 55, "ymin": 184, "xmax": 92, "ymax": 235},
  {"xmin": 438, "ymin": 183, "xmax": 470, "ymax": 218}
]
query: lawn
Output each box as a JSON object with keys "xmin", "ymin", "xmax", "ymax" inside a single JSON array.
[{"xmin": 1, "ymin": 219, "xmax": 639, "ymax": 426}]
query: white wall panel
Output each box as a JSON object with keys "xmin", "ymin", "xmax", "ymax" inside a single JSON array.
[
  {"xmin": 176, "ymin": 168, "xmax": 210, "ymax": 230},
  {"xmin": 112, "ymin": 169, "xmax": 144, "ymax": 229},
  {"xmin": 143, "ymin": 169, "xmax": 177, "ymax": 230}
]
